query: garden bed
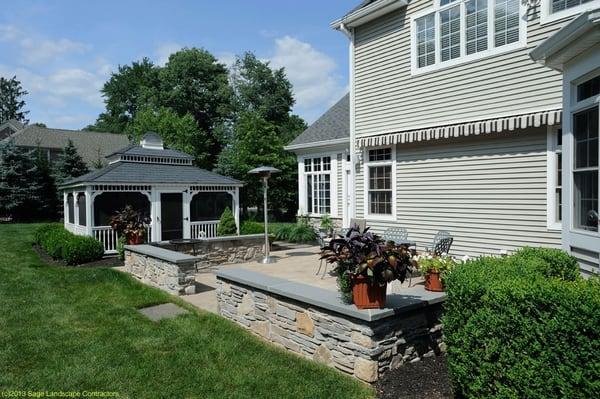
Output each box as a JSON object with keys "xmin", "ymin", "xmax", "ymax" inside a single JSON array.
[
  {"xmin": 33, "ymin": 244, "xmax": 124, "ymax": 268},
  {"xmin": 375, "ymin": 355, "xmax": 453, "ymax": 399}
]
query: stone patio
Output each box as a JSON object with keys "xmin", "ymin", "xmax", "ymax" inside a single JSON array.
[{"xmin": 182, "ymin": 244, "xmax": 425, "ymax": 314}]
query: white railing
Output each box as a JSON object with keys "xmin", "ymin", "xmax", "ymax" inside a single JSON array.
[
  {"xmin": 92, "ymin": 226, "xmax": 119, "ymax": 254},
  {"xmin": 92, "ymin": 226, "xmax": 152, "ymax": 254},
  {"xmin": 190, "ymin": 220, "xmax": 219, "ymax": 239}
]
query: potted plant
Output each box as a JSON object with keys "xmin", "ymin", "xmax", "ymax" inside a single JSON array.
[
  {"xmin": 320, "ymin": 227, "xmax": 414, "ymax": 309},
  {"xmin": 320, "ymin": 213, "xmax": 333, "ymax": 237},
  {"xmin": 416, "ymin": 254, "xmax": 456, "ymax": 292},
  {"xmin": 109, "ymin": 205, "xmax": 151, "ymax": 245}
]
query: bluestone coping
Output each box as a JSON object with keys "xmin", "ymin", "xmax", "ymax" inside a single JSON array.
[
  {"xmin": 125, "ymin": 244, "xmax": 198, "ymax": 264},
  {"xmin": 216, "ymin": 268, "xmax": 446, "ymax": 322}
]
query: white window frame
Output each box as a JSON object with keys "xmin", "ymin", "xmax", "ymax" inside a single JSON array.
[
  {"xmin": 540, "ymin": 0, "xmax": 600, "ymax": 25},
  {"xmin": 299, "ymin": 153, "xmax": 338, "ymax": 218},
  {"xmin": 569, "ymin": 70, "xmax": 600, "ymax": 236},
  {"xmin": 363, "ymin": 146, "xmax": 397, "ymax": 221},
  {"xmin": 547, "ymin": 125, "xmax": 563, "ymax": 230},
  {"xmin": 410, "ymin": 0, "xmax": 528, "ymax": 75}
]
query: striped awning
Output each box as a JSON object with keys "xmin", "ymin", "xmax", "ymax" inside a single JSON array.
[{"xmin": 356, "ymin": 109, "xmax": 562, "ymax": 148}]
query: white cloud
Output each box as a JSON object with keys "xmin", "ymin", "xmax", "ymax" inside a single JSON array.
[
  {"xmin": 269, "ymin": 36, "xmax": 346, "ymax": 122},
  {"xmin": 0, "ymin": 24, "xmax": 90, "ymax": 66},
  {"xmin": 155, "ymin": 42, "xmax": 182, "ymax": 66}
]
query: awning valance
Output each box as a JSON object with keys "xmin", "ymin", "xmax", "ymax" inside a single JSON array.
[{"xmin": 356, "ymin": 109, "xmax": 562, "ymax": 148}]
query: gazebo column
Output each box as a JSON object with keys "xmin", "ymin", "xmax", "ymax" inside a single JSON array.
[
  {"xmin": 85, "ymin": 188, "xmax": 93, "ymax": 236},
  {"xmin": 150, "ymin": 190, "xmax": 160, "ymax": 242},
  {"xmin": 234, "ymin": 188, "xmax": 240, "ymax": 235},
  {"xmin": 63, "ymin": 192, "xmax": 68, "ymax": 225},
  {"xmin": 183, "ymin": 190, "xmax": 191, "ymax": 239},
  {"xmin": 74, "ymin": 192, "xmax": 80, "ymax": 226}
]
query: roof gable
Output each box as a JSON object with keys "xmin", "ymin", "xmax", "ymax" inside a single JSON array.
[{"xmin": 286, "ymin": 94, "xmax": 349, "ymax": 149}]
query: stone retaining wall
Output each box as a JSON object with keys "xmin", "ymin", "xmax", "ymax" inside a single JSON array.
[
  {"xmin": 158, "ymin": 234, "xmax": 265, "ymax": 267},
  {"xmin": 125, "ymin": 250, "xmax": 196, "ymax": 296},
  {"xmin": 216, "ymin": 278, "xmax": 444, "ymax": 383}
]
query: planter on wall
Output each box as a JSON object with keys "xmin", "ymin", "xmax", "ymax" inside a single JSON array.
[
  {"xmin": 424, "ymin": 271, "xmax": 444, "ymax": 292},
  {"xmin": 352, "ymin": 275, "xmax": 387, "ymax": 309},
  {"xmin": 126, "ymin": 234, "xmax": 144, "ymax": 245}
]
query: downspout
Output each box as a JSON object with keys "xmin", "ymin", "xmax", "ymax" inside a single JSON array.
[{"xmin": 339, "ymin": 23, "xmax": 356, "ymax": 224}]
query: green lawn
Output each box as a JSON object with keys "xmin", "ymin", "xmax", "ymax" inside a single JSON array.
[{"xmin": 0, "ymin": 224, "xmax": 373, "ymax": 399}]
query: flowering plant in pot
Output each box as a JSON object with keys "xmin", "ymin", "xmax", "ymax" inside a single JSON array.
[
  {"xmin": 109, "ymin": 205, "xmax": 151, "ymax": 245},
  {"xmin": 320, "ymin": 227, "xmax": 414, "ymax": 309},
  {"xmin": 415, "ymin": 254, "xmax": 456, "ymax": 292}
]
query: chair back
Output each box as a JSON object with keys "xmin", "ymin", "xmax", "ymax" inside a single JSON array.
[
  {"xmin": 349, "ymin": 218, "xmax": 366, "ymax": 231},
  {"xmin": 383, "ymin": 227, "xmax": 408, "ymax": 244},
  {"xmin": 432, "ymin": 230, "xmax": 453, "ymax": 256},
  {"xmin": 313, "ymin": 226, "xmax": 325, "ymax": 248},
  {"xmin": 338, "ymin": 228, "xmax": 350, "ymax": 238}
]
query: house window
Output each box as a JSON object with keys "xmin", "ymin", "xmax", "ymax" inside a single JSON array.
[
  {"xmin": 542, "ymin": 0, "xmax": 600, "ymax": 23},
  {"xmin": 304, "ymin": 156, "xmax": 331, "ymax": 215},
  {"xmin": 551, "ymin": 0, "xmax": 594, "ymax": 13},
  {"xmin": 573, "ymin": 107, "xmax": 598, "ymax": 232},
  {"xmin": 412, "ymin": 0, "xmax": 525, "ymax": 73},
  {"xmin": 365, "ymin": 148, "xmax": 394, "ymax": 217}
]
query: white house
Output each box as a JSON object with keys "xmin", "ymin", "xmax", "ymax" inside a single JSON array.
[
  {"xmin": 60, "ymin": 132, "xmax": 242, "ymax": 253},
  {"xmin": 287, "ymin": 0, "xmax": 599, "ymax": 275}
]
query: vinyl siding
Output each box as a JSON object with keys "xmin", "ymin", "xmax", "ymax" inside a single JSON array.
[
  {"xmin": 337, "ymin": 153, "xmax": 343, "ymax": 215},
  {"xmin": 356, "ymin": 128, "xmax": 561, "ymax": 257},
  {"xmin": 353, "ymin": 1, "xmax": 572, "ymax": 137}
]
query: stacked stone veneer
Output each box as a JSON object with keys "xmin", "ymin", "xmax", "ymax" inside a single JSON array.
[
  {"xmin": 158, "ymin": 234, "xmax": 265, "ymax": 267},
  {"xmin": 125, "ymin": 248, "xmax": 196, "ymax": 296},
  {"xmin": 216, "ymin": 278, "xmax": 444, "ymax": 383}
]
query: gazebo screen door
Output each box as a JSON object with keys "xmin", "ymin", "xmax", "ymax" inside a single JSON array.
[{"xmin": 161, "ymin": 193, "xmax": 183, "ymax": 240}]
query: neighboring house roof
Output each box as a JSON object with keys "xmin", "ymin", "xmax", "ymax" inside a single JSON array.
[
  {"xmin": 107, "ymin": 143, "xmax": 194, "ymax": 160},
  {"xmin": 0, "ymin": 119, "xmax": 25, "ymax": 140},
  {"xmin": 62, "ymin": 161, "xmax": 242, "ymax": 187},
  {"xmin": 7, "ymin": 125, "xmax": 130, "ymax": 167},
  {"xmin": 285, "ymin": 94, "xmax": 349, "ymax": 150}
]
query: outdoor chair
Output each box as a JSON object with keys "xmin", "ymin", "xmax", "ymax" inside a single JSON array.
[
  {"xmin": 383, "ymin": 227, "xmax": 408, "ymax": 244},
  {"xmin": 314, "ymin": 226, "xmax": 328, "ymax": 277},
  {"xmin": 349, "ymin": 218, "xmax": 366, "ymax": 231},
  {"xmin": 427, "ymin": 230, "xmax": 454, "ymax": 256}
]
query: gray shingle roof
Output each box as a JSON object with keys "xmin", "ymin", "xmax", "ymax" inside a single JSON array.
[
  {"xmin": 287, "ymin": 94, "xmax": 349, "ymax": 147},
  {"xmin": 61, "ymin": 161, "xmax": 242, "ymax": 187},
  {"xmin": 107, "ymin": 144, "xmax": 194, "ymax": 159},
  {"xmin": 8, "ymin": 125, "xmax": 130, "ymax": 167}
]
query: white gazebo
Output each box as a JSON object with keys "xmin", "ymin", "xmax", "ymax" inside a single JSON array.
[{"xmin": 59, "ymin": 132, "xmax": 242, "ymax": 253}]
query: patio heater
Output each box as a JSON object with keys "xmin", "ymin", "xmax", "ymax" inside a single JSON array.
[{"xmin": 248, "ymin": 166, "xmax": 281, "ymax": 264}]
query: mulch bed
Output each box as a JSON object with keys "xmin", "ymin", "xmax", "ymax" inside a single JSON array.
[
  {"xmin": 32, "ymin": 244, "xmax": 124, "ymax": 268},
  {"xmin": 375, "ymin": 355, "xmax": 454, "ymax": 399}
]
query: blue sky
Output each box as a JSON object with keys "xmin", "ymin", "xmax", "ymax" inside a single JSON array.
[{"xmin": 0, "ymin": 0, "xmax": 353, "ymax": 129}]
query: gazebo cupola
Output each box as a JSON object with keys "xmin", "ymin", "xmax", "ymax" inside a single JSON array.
[{"xmin": 60, "ymin": 132, "xmax": 243, "ymax": 254}]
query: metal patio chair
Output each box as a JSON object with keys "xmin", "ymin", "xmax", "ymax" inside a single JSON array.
[
  {"xmin": 383, "ymin": 227, "xmax": 408, "ymax": 244},
  {"xmin": 427, "ymin": 230, "xmax": 454, "ymax": 256}
]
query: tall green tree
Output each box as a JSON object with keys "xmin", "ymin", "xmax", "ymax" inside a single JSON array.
[
  {"xmin": 216, "ymin": 113, "xmax": 297, "ymax": 218},
  {"xmin": 54, "ymin": 140, "xmax": 89, "ymax": 185},
  {"xmin": 160, "ymin": 48, "xmax": 233, "ymax": 168},
  {"xmin": 0, "ymin": 76, "xmax": 29, "ymax": 124},
  {"xmin": 231, "ymin": 52, "xmax": 294, "ymax": 125},
  {"xmin": 128, "ymin": 107, "xmax": 207, "ymax": 164},
  {"xmin": 0, "ymin": 141, "xmax": 42, "ymax": 221},
  {"xmin": 32, "ymin": 147, "xmax": 59, "ymax": 220},
  {"xmin": 87, "ymin": 58, "xmax": 160, "ymax": 133}
]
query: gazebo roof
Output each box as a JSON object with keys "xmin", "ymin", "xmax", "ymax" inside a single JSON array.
[
  {"xmin": 61, "ymin": 162, "xmax": 242, "ymax": 188},
  {"xmin": 60, "ymin": 132, "xmax": 242, "ymax": 188}
]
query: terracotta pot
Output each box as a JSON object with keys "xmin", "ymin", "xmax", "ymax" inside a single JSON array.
[
  {"xmin": 126, "ymin": 234, "xmax": 144, "ymax": 245},
  {"xmin": 352, "ymin": 275, "xmax": 387, "ymax": 309},
  {"xmin": 424, "ymin": 271, "xmax": 444, "ymax": 292}
]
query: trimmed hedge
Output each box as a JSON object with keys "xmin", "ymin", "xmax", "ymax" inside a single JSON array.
[
  {"xmin": 443, "ymin": 248, "xmax": 600, "ymax": 398},
  {"xmin": 239, "ymin": 221, "xmax": 316, "ymax": 243},
  {"xmin": 34, "ymin": 224, "xmax": 104, "ymax": 265}
]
